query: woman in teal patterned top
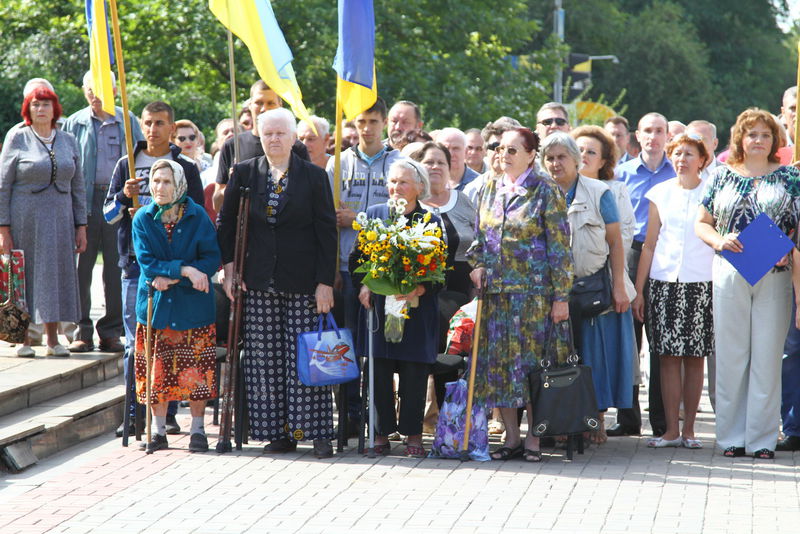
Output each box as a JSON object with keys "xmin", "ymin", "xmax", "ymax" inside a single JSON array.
[
  {"xmin": 467, "ymin": 127, "xmax": 573, "ymax": 462},
  {"xmin": 696, "ymin": 108, "xmax": 800, "ymax": 460}
]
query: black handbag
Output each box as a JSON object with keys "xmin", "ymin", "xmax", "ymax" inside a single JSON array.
[
  {"xmin": 569, "ymin": 261, "xmax": 611, "ymax": 318},
  {"xmin": 528, "ymin": 320, "xmax": 599, "ymax": 437}
]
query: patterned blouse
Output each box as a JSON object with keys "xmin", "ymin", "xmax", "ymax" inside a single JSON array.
[
  {"xmin": 466, "ymin": 172, "xmax": 573, "ymax": 299},
  {"xmin": 702, "ymin": 165, "xmax": 800, "ymax": 237}
]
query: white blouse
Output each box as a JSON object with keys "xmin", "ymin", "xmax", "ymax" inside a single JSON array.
[{"xmin": 646, "ymin": 178, "xmax": 714, "ymax": 283}]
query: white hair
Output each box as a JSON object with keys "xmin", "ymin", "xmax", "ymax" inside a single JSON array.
[
  {"xmin": 82, "ymin": 70, "xmax": 117, "ymax": 90},
  {"xmin": 436, "ymin": 127, "xmax": 466, "ymax": 145},
  {"xmin": 388, "ymin": 159, "xmax": 430, "ymax": 201},
  {"xmin": 299, "ymin": 115, "xmax": 330, "ymax": 136},
  {"xmin": 540, "ymin": 132, "xmax": 581, "ymax": 168},
  {"xmin": 258, "ymin": 107, "xmax": 297, "ymax": 136},
  {"xmin": 23, "ymin": 78, "xmax": 54, "ymax": 98}
]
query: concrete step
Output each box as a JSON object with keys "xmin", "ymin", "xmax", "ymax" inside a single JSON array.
[
  {"xmin": 0, "ymin": 376, "xmax": 124, "ymax": 470},
  {"xmin": 0, "ymin": 350, "xmax": 124, "ymax": 418}
]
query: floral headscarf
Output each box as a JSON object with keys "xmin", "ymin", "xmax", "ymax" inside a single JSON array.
[{"xmin": 150, "ymin": 159, "xmax": 187, "ymax": 221}]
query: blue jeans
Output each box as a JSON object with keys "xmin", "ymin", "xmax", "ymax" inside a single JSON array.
[
  {"xmin": 782, "ymin": 299, "xmax": 800, "ymax": 437},
  {"xmin": 122, "ymin": 269, "xmax": 177, "ymax": 418}
]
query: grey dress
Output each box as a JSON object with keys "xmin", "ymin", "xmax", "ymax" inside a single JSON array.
[{"xmin": 0, "ymin": 126, "xmax": 87, "ymax": 323}]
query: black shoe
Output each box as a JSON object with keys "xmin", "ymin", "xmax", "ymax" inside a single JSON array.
[
  {"xmin": 263, "ymin": 437, "xmax": 297, "ymax": 454},
  {"xmin": 313, "ymin": 439, "xmax": 333, "ymax": 459},
  {"xmin": 165, "ymin": 414, "xmax": 181, "ymax": 435},
  {"xmin": 189, "ymin": 433, "xmax": 209, "ymax": 452},
  {"xmin": 145, "ymin": 434, "xmax": 168, "ymax": 454},
  {"xmin": 776, "ymin": 435, "xmax": 800, "ymax": 451},
  {"xmin": 116, "ymin": 421, "xmax": 135, "ymax": 438},
  {"xmin": 606, "ymin": 424, "xmax": 641, "ymax": 437}
]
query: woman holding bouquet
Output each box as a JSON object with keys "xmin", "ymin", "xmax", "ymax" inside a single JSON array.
[
  {"xmin": 351, "ymin": 159, "xmax": 443, "ymax": 458},
  {"xmin": 467, "ymin": 127, "xmax": 573, "ymax": 462}
]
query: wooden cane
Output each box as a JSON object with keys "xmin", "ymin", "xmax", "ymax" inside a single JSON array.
[
  {"xmin": 460, "ymin": 284, "xmax": 485, "ymax": 462},
  {"xmin": 144, "ymin": 282, "xmax": 155, "ymax": 453}
]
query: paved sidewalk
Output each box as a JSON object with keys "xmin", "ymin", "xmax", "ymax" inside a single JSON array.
[
  {"xmin": 2, "ymin": 266, "xmax": 800, "ymax": 533},
  {"xmin": 1, "ymin": 400, "xmax": 799, "ymax": 534}
]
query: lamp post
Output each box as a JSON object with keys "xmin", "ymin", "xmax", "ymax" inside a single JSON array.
[{"xmin": 553, "ymin": 0, "xmax": 565, "ymax": 103}]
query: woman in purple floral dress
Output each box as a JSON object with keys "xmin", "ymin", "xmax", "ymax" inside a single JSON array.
[{"xmin": 467, "ymin": 127, "xmax": 573, "ymax": 462}]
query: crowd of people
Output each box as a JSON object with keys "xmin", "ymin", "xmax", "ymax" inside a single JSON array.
[{"xmin": 2, "ymin": 71, "xmax": 800, "ymax": 462}]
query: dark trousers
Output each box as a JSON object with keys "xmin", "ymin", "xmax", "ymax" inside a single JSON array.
[
  {"xmin": 373, "ymin": 358, "xmax": 430, "ymax": 436},
  {"xmin": 782, "ymin": 299, "xmax": 800, "ymax": 437},
  {"xmin": 76, "ymin": 188, "xmax": 123, "ymax": 342},
  {"xmin": 621, "ymin": 246, "xmax": 664, "ymax": 432},
  {"xmin": 340, "ymin": 270, "xmax": 362, "ymax": 421}
]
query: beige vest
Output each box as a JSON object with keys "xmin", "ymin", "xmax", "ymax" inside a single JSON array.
[{"xmin": 568, "ymin": 176, "xmax": 637, "ymax": 301}]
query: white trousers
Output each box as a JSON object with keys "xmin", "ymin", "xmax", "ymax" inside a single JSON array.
[{"xmin": 713, "ymin": 256, "xmax": 791, "ymax": 452}]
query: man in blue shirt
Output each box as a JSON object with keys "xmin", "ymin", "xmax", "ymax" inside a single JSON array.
[
  {"xmin": 63, "ymin": 71, "xmax": 143, "ymax": 356},
  {"xmin": 608, "ymin": 112, "xmax": 673, "ymax": 439}
]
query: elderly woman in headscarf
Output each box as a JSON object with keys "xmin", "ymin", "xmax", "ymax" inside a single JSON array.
[{"xmin": 131, "ymin": 159, "xmax": 221, "ymax": 454}]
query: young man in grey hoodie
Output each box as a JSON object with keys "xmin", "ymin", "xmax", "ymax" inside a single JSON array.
[{"xmin": 326, "ymin": 96, "xmax": 403, "ymax": 434}]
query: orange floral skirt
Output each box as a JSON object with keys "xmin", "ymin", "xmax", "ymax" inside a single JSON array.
[{"xmin": 134, "ymin": 323, "xmax": 217, "ymax": 405}]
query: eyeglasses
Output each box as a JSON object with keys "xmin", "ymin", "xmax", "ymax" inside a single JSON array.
[
  {"xmin": 496, "ymin": 145, "xmax": 521, "ymax": 155},
  {"xmin": 487, "ymin": 141, "xmax": 500, "ymax": 151},
  {"xmin": 539, "ymin": 117, "xmax": 568, "ymax": 127},
  {"xmin": 177, "ymin": 135, "xmax": 197, "ymax": 142}
]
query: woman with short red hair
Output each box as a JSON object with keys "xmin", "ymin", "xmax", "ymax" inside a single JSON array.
[{"xmin": 0, "ymin": 87, "xmax": 87, "ymax": 357}]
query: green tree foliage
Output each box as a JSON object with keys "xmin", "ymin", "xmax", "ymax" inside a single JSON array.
[
  {"xmin": 0, "ymin": 0, "xmax": 555, "ymax": 138},
  {"xmin": 0, "ymin": 0, "xmax": 795, "ymax": 145}
]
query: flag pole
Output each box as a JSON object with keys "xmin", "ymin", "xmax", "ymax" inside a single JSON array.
[
  {"xmin": 226, "ymin": 25, "xmax": 240, "ymax": 164},
  {"xmin": 794, "ymin": 40, "xmax": 800, "ymax": 163},
  {"xmin": 107, "ymin": 0, "xmax": 138, "ymax": 209},
  {"xmin": 333, "ymin": 78, "xmax": 344, "ymax": 272}
]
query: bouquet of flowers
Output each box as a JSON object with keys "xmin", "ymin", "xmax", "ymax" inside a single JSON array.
[{"xmin": 352, "ymin": 198, "xmax": 447, "ymax": 342}]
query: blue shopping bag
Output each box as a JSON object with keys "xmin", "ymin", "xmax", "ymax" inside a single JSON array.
[
  {"xmin": 297, "ymin": 313, "xmax": 359, "ymax": 386},
  {"xmin": 429, "ymin": 379, "xmax": 490, "ymax": 461}
]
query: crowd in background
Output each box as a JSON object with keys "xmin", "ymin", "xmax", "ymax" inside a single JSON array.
[{"xmin": 2, "ymin": 71, "xmax": 800, "ymax": 461}]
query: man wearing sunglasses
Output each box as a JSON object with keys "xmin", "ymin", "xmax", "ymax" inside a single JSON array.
[
  {"xmin": 535, "ymin": 102, "xmax": 571, "ymax": 140},
  {"xmin": 63, "ymin": 70, "xmax": 144, "ymax": 356}
]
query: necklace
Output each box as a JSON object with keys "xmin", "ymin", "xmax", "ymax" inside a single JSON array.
[{"xmin": 33, "ymin": 128, "xmax": 55, "ymax": 144}]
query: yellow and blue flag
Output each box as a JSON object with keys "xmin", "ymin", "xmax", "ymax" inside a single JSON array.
[
  {"xmin": 333, "ymin": 0, "xmax": 377, "ymax": 120},
  {"xmin": 209, "ymin": 0, "xmax": 314, "ymax": 126},
  {"xmin": 85, "ymin": 0, "xmax": 115, "ymax": 115}
]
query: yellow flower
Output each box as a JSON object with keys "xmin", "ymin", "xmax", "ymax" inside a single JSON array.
[
  {"xmin": 352, "ymin": 221, "xmax": 362, "ymax": 231},
  {"xmin": 423, "ymin": 212, "xmax": 431, "ymax": 222},
  {"xmin": 402, "ymin": 257, "xmax": 410, "ymax": 265},
  {"xmin": 366, "ymin": 230, "xmax": 378, "ymax": 241}
]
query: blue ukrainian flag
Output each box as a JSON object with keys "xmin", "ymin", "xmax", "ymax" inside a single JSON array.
[{"xmin": 333, "ymin": 0, "xmax": 377, "ymax": 120}]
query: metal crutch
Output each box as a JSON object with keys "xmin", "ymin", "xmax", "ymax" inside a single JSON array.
[{"xmin": 366, "ymin": 305, "xmax": 376, "ymax": 458}]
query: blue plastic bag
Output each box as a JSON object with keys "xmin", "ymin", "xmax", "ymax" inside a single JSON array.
[
  {"xmin": 429, "ymin": 379, "xmax": 490, "ymax": 461},
  {"xmin": 297, "ymin": 313, "xmax": 359, "ymax": 386}
]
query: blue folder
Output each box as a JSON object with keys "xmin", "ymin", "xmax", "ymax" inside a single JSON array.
[{"xmin": 721, "ymin": 213, "xmax": 795, "ymax": 286}]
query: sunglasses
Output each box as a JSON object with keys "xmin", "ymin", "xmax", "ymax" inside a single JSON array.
[
  {"xmin": 539, "ymin": 117, "xmax": 568, "ymax": 127},
  {"xmin": 487, "ymin": 141, "xmax": 500, "ymax": 151},
  {"xmin": 177, "ymin": 135, "xmax": 197, "ymax": 142},
  {"xmin": 496, "ymin": 145, "xmax": 520, "ymax": 155}
]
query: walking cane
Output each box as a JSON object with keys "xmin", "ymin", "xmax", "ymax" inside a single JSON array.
[
  {"xmin": 121, "ymin": 351, "xmax": 134, "ymax": 447},
  {"xmin": 144, "ymin": 282, "xmax": 155, "ymax": 454},
  {"xmin": 367, "ymin": 305, "xmax": 376, "ymax": 458},
  {"xmin": 460, "ymin": 281, "xmax": 485, "ymax": 462}
]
